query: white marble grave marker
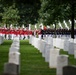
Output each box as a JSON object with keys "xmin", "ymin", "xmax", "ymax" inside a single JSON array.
[
  {"xmin": 49, "ymin": 48, "xmax": 60, "ymax": 68},
  {"xmin": 74, "ymin": 43, "xmax": 76, "ymax": 58},
  {"xmin": 57, "ymin": 55, "xmax": 68, "ymax": 75},
  {"xmin": 9, "ymin": 52, "xmax": 20, "ymax": 65},
  {"xmin": 68, "ymin": 42, "xmax": 74, "ymax": 55},
  {"xmin": 9, "ymin": 47, "xmax": 19, "ymax": 52},
  {"xmin": 45, "ymin": 44, "xmax": 53, "ymax": 62},
  {"xmin": 64, "ymin": 39, "xmax": 69, "ymax": 51}
]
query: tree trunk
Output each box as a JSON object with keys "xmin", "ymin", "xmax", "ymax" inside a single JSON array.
[
  {"xmin": 71, "ymin": 1, "xmax": 75, "ymax": 39},
  {"xmin": 54, "ymin": 22, "xmax": 57, "ymax": 38}
]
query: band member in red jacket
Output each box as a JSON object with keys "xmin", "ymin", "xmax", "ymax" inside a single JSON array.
[
  {"xmin": 38, "ymin": 29, "xmax": 42, "ymax": 39},
  {"xmin": 24, "ymin": 30, "xmax": 28, "ymax": 39},
  {"xmin": 0, "ymin": 28, "xmax": 2, "ymax": 36},
  {"xmin": 2, "ymin": 28, "xmax": 6, "ymax": 39},
  {"xmin": 29, "ymin": 30, "xmax": 33, "ymax": 38},
  {"xmin": 6, "ymin": 28, "xmax": 10, "ymax": 40},
  {"xmin": 10, "ymin": 28, "xmax": 15, "ymax": 40},
  {"xmin": 15, "ymin": 28, "xmax": 20, "ymax": 39},
  {"xmin": 20, "ymin": 28, "xmax": 25, "ymax": 40}
]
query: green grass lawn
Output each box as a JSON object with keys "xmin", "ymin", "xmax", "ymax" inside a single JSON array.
[
  {"xmin": 20, "ymin": 40, "xmax": 56, "ymax": 75},
  {"xmin": 0, "ymin": 40, "xmax": 76, "ymax": 75}
]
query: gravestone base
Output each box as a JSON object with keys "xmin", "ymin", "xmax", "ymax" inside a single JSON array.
[
  {"xmin": 3, "ymin": 63, "xmax": 19, "ymax": 75},
  {"xmin": 63, "ymin": 65, "xmax": 76, "ymax": 75}
]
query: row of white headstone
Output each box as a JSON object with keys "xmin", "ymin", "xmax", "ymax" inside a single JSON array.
[
  {"xmin": 3, "ymin": 36, "xmax": 20, "ymax": 75},
  {"xmin": 29, "ymin": 36, "xmax": 69, "ymax": 75},
  {"xmin": 8, "ymin": 36, "xmax": 20, "ymax": 65},
  {"xmin": 52, "ymin": 37, "xmax": 76, "ymax": 58}
]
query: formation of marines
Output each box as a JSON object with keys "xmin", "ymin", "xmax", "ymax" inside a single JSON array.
[
  {"xmin": 0, "ymin": 24, "xmax": 75, "ymax": 40},
  {"xmin": 0, "ymin": 27, "xmax": 33, "ymax": 40}
]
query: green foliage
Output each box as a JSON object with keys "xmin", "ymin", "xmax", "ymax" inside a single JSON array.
[
  {"xmin": 15, "ymin": 0, "xmax": 41, "ymax": 26},
  {"xmin": 0, "ymin": 0, "xmax": 76, "ymax": 27},
  {"xmin": 0, "ymin": 1, "xmax": 3, "ymax": 22},
  {"xmin": 38, "ymin": 0, "xmax": 76, "ymax": 25},
  {"xmin": 0, "ymin": 0, "xmax": 41, "ymax": 27},
  {"xmin": 18, "ymin": 3, "xmax": 39, "ymax": 25},
  {"xmin": 2, "ymin": 4, "xmax": 20, "ymax": 25}
]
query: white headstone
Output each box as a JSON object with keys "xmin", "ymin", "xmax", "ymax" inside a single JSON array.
[
  {"xmin": 45, "ymin": 44, "xmax": 53, "ymax": 62},
  {"xmin": 11, "ymin": 43, "xmax": 20, "ymax": 48},
  {"xmin": 68, "ymin": 42, "xmax": 74, "ymax": 54},
  {"xmin": 49, "ymin": 48, "xmax": 60, "ymax": 68},
  {"xmin": 42, "ymin": 42, "xmax": 47, "ymax": 57},
  {"xmin": 9, "ymin": 47, "xmax": 19, "ymax": 52},
  {"xmin": 39, "ymin": 40, "xmax": 46, "ymax": 53},
  {"xmin": 57, "ymin": 55, "xmax": 68, "ymax": 75},
  {"xmin": 8, "ymin": 52, "xmax": 20, "ymax": 65},
  {"xmin": 74, "ymin": 50, "xmax": 76, "ymax": 59},
  {"xmin": 42, "ymin": 41, "xmax": 47, "ymax": 57},
  {"xmin": 74, "ymin": 43, "xmax": 76, "ymax": 58},
  {"xmin": 44, "ymin": 37, "xmax": 53, "ymax": 45},
  {"xmin": 64, "ymin": 39, "xmax": 69, "ymax": 51},
  {"xmin": 37, "ymin": 39, "xmax": 44, "ymax": 52}
]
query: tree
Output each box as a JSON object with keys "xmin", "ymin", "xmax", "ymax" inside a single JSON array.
[
  {"xmin": 54, "ymin": 0, "xmax": 76, "ymax": 38},
  {"xmin": 39, "ymin": 0, "xmax": 76, "ymax": 38},
  {"xmin": 38, "ymin": 0, "xmax": 72, "ymax": 25},
  {"xmin": 0, "ymin": 0, "xmax": 4, "ymax": 23},
  {"xmin": 0, "ymin": 0, "xmax": 41, "ymax": 27},
  {"xmin": 16, "ymin": 0, "xmax": 41, "ymax": 26},
  {"xmin": 2, "ymin": 4, "xmax": 20, "ymax": 26}
]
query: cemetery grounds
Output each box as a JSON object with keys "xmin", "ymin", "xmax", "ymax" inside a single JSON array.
[{"xmin": 0, "ymin": 40, "xmax": 76, "ymax": 75}]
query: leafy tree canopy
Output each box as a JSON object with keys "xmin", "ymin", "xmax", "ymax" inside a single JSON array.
[{"xmin": 2, "ymin": 4, "xmax": 20, "ymax": 25}]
